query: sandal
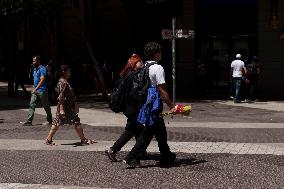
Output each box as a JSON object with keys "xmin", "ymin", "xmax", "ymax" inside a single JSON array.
[
  {"xmin": 45, "ymin": 139, "xmax": 55, "ymax": 145},
  {"xmin": 80, "ymin": 138, "xmax": 96, "ymax": 145}
]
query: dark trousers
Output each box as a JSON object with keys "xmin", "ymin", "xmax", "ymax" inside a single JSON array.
[
  {"xmin": 247, "ymin": 79, "xmax": 258, "ymax": 100},
  {"xmin": 111, "ymin": 116, "xmax": 144, "ymax": 153},
  {"xmin": 125, "ymin": 117, "xmax": 172, "ymax": 163}
]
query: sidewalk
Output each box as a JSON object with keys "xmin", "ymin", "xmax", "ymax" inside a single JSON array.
[
  {"xmin": 218, "ymin": 100, "xmax": 284, "ymax": 112},
  {"xmin": 1, "ymin": 81, "xmax": 284, "ymax": 188},
  {"xmin": 1, "ymin": 81, "xmax": 284, "ymax": 128}
]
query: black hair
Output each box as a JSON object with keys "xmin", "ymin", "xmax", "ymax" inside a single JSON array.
[
  {"xmin": 144, "ymin": 41, "xmax": 161, "ymax": 61},
  {"xmin": 32, "ymin": 55, "xmax": 41, "ymax": 61},
  {"xmin": 60, "ymin": 64, "xmax": 70, "ymax": 73},
  {"xmin": 55, "ymin": 64, "xmax": 70, "ymax": 82}
]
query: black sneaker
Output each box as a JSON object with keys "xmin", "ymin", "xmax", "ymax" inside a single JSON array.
[
  {"xmin": 105, "ymin": 148, "xmax": 117, "ymax": 162},
  {"xmin": 160, "ymin": 152, "xmax": 176, "ymax": 167},
  {"xmin": 125, "ymin": 159, "xmax": 140, "ymax": 169},
  {"xmin": 20, "ymin": 121, "xmax": 32, "ymax": 126}
]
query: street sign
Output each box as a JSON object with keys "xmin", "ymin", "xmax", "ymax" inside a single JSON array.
[
  {"xmin": 161, "ymin": 29, "xmax": 195, "ymax": 39},
  {"xmin": 161, "ymin": 18, "xmax": 195, "ymax": 105}
]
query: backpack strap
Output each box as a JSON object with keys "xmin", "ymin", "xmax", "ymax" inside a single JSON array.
[
  {"xmin": 144, "ymin": 61, "xmax": 157, "ymax": 68},
  {"xmin": 142, "ymin": 61, "xmax": 157, "ymax": 83}
]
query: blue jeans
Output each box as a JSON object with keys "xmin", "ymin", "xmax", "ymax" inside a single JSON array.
[{"xmin": 233, "ymin": 77, "xmax": 242, "ymax": 102}]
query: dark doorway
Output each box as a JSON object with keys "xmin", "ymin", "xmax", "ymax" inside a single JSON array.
[{"xmin": 195, "ymin": 0, "xmax": 257, "ymax": 98}]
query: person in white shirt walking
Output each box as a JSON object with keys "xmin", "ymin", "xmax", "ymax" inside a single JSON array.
[
  {"xmin": 124, "ymin": 41, "xmax": 177, "ymax": 168},
  {"xmin": 230, "ymin": 54, "xmax": 247, "ymax": 103}
]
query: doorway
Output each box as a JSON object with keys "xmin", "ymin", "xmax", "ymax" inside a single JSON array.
[{"xmin": 195, "ymin": 0, "xmax": 257, "ymax": 98}]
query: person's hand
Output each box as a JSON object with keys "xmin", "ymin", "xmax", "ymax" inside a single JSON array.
[
  {"xmin": 170, "ymin": 107, "xmax": 177, "ymax": 114},
  {"xmin": 169, "ymin": 107, "xmax": 177, "ymax": 119},
  {"xmin": 31, "ymin": 89, "xmax": 36, "ymax": 94},
  {"xmin": 59, "ymin": 109, "xmax": 65, "ymax": 118}
]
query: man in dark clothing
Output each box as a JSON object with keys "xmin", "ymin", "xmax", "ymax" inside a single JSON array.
[
  {"xmin": 105, "ymin": 54, "xmax": 145, "ymax": 162},
  {"xmin": 124, "ymin": 41, "xmax": 177, "ymax": 168},
  {"xmin": 246, "ymin": 56, "xmax": 260, "ymax": 101}
]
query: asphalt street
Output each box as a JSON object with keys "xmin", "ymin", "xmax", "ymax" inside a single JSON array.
[{"xmin": 0, "ymin": 82, "xmax": 284, "ymax": 189}]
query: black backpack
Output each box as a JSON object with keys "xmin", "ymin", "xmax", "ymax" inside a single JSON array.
[
  {"xmin": 108, "ymin": 62, "xmax": 155, "ymax": 114},
  {"xmin": 108, "ymin": 72, "xmax": 135, "ymax": 113},
  {"xmin": 128, "ymin": 62, "xmax": 156, "ymax": 110}
]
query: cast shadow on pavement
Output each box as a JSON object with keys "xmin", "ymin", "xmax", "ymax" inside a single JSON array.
[
  {"xmin": 60, "ymin": 141, "xmax": 98, "ymax": 147},
  {"xmin": 126, "ymin": 153, "xmax": 207, "ymax": 169},
  {"xmin": 136, "ymin": 158, "xmax": 207, "ymax": 169}
]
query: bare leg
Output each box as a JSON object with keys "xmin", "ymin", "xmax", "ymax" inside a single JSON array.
[
  {"xmin": 74, "ymin": 122, "xmax": 85, "ymax": 139},
  {"xmin": 74, "ymin": 122, "xmax": 95, "ymax": 144},
  {"xmin": 45, "ymin": 124, "xmax": 59, "ymax": 145}
]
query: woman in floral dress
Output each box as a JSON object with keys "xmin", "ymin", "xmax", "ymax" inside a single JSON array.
[{"xmin": 45, "ymin": 65, "xmax": 95, "ymax": 145}]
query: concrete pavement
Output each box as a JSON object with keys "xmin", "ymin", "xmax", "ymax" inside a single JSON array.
[{"xmin": 1, "ymin": 81, "xmax": 284, "ymax": 188}]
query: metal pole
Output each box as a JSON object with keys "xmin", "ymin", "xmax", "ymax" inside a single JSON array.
[{"xmin": 172, "ymin": 18, "xmax": 176, "ymax": 106}]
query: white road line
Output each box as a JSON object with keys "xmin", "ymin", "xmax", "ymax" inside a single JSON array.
[{"xmin": 0, "ymin": 139, "xmax": 283, "ymax": 156}]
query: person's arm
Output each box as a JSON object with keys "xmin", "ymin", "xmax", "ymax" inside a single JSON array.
[
  {"xmin": 242, "ymin": 65, "xmax": 249, "ymax": 83},
  {"xmin": 230, "ymin": 62, "xmax": 234, "ymax": 82},
  {"xmin": 32, "ymin": 76, "xmax": 45, "ymax": 94},
  {"xmin": 57, "ymin": 81, "xmax": 67, "ymax": 117},
  {"xmin": 154, "ymin": 64, "xmax": 176, "ymax": 112},
  {"xmin": 59, "ymin": 103, "xmax": 65, "ymax": 117},
  {"xmin": 243, "ymin": 66, "xmax": 247, "ymax": 77},
  {"xmin": 157, "ymin": 83, "xmax": 175, "ymax": 112}
]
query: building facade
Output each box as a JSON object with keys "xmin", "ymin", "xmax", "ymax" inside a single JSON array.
[
  {"xmin": 1, "ymin": 0, "xmax": 283, "ymax": 99},
  {"xmin": 81, "ymin": 0, "xmax": 284, "ymax": 99}
]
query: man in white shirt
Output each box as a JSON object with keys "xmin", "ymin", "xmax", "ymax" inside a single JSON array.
[
  {"xmin": 124, "ymin": 41, "xmax": 177, "ymax": 168},
  {"xmin": 231, "ymin": 54, "xmax": 247, "ymax": 103}
]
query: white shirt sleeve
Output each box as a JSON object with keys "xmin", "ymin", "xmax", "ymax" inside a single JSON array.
[
  {"xmin": 149, "ymin": 64, "xmax": 165, "ymax": 86},
  {"xmin": 156, "ymin": 65, "xmax": 165, "ymax": 85}
]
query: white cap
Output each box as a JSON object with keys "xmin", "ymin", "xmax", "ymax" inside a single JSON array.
[{"xmin": 236, "ymin": 54, "xmax": 241, "ymax": 58}]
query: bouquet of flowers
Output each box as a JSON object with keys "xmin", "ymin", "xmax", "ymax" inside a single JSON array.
[{"xmin": 160, "ymin": 104, "xmax": 191, "ymax": 117}]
